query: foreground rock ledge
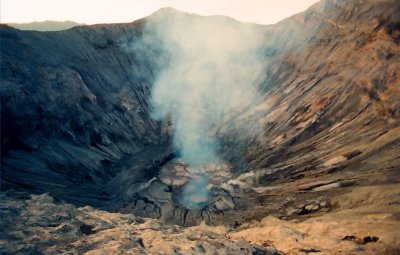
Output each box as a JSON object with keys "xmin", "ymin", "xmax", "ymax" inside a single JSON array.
[
  {"xmin": 0, "ymin": 192, "xmax": 280, "ymax": 255},
  {"xmin": 2, "ymin": 182, "xmax": 400, "ymax": 254}
]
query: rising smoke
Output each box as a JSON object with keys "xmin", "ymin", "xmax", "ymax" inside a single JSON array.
[{"xmin": 134, "ymin": 8, "xmax": 267, "ymax": 208}]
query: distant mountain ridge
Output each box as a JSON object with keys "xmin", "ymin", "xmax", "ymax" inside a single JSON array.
[{"xmin": 6, "ymin": 20, "xmax": 83, "ymax": 31}]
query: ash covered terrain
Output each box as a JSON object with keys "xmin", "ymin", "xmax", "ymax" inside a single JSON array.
[{"xmin": 1, "ymin": 0, "xmax": 400, "ymax": 254}]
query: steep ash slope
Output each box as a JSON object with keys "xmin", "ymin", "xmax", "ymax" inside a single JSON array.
[
  {"xmin": 1, "ymin": 19, "xmax": 173, "ymax": 206},
  {"xmin": 244, "ymin": 0, "xmax": 400, "ymax": 172},
  {"xmin": 201, "ymin": 0, "xmax": 400, "ymax": 225}
]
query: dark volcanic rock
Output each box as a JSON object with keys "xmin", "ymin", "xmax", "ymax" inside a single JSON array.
[{"xmin": 0, "ymin": 20, "xmax": 172, "ymax": 206}]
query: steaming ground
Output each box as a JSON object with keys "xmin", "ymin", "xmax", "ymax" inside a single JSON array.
[{"xmin": 137, "ymin": 9, "xmax": 268, "ymax": 207}]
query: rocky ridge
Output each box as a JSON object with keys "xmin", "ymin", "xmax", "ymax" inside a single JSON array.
[{"xmin": 6, "ymin": 21, "xmax": 83, "ymax": 31}]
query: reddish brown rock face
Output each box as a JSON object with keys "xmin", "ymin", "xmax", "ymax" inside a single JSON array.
[{"xmin": 1, "ymin": 0, "xmax": 399, "ymax": 254}]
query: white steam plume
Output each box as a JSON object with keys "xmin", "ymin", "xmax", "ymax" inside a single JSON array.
[{"xmin": 139, "ymin": 9, "xmax": 267, "ymax": 208}]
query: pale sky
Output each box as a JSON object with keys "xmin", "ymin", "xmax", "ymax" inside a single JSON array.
[{"xmin": 1, "ymin": 0, "xmax": 319, "ymax": 25}]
